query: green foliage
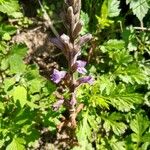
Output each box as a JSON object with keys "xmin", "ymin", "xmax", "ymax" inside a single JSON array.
[
  {"xmin": 127, "ymin": 0, "xmax": 149, "ymax": 22},
  {"xmin": 101, "ymin": 39, "xmax": 148, "ymax": 84},
  {"xmin": 13, "ymin": 86, "xmax": 27, "ymax": 107},
  {"xmin": 0, "ymin": 24, "xmax": 16, "ymax": 41},
  {"xmin": 75, "ymin": 35, "xmax": 149, "ymax": 149},
  {"xmin": 102, "ymin": 112, "xmax": 127, "ymax": 135},
  {"xmin": 75, "ymin": 111, "xmax": 94, "ymax": 150},
  {"xmin": 6, "ymin": 138, "xmax": 25, "ymax": 150},
  {"xmin": 130, "ymin": 114, "xmax": 150, "ymax": 145},
  {"xmin": 0, "ymin": 0, "xmax": 21, "ymax": 17},
  {"xmin": 96, "ymin": 0, "xmax": 120, "ymax": 29},
  {"xmin": 80, "ymin": 11, "xmax": 90, "ymax": 35},
  {"xmin": 0, "ymin": 0, "xmax": 150, "ymax": 149},
  {"xmin": 107, "ymin": 0, "xmax": 121, "ymax": 17},
  {"xmin": 0, "ymin": 29, "xmax": 57, "ymax": 149}
]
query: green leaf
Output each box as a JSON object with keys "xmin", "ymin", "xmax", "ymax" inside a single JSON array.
[
  {"xmin": 90, "ymin": 95, "xmax": 109, "ymax": 109},
  {"xmin": 128, "ymin": 0, "xmax": 149, "ymax": 21},
  {"xmin": 96, "ymin": 15, "xmax": 113, "ymax": 29},
  {"xmin": 108, "ymin": 0, "xmax": 121, "ymax": 17},
  {"xmin": 0, "ymin": 58, "xmax": 9, "ymax": 70},
  {"xmin": 10, "ymin": 44, "xmax": 27, "ymax": 57},
  {"xmin": 13, "ymin": 86, "xmax": 27, "ymax": 107},
  {"xmin": 24, "ymin": 64, "xmax": 41, "ymax": 80},
  {"xmin": 109, "ymin": 90, "xmax": 143, "ymax": 112},
  {"xmin": 42, "ymin": 81, "xmax": 56, "ymax": 96},
  {"xmin": 101, "ymin": 40, "xmax": 134, "ymax": 67},
  {"xmin": 0, "ymin": 139, "xmax": 4, "ymax": 148},
  {"xmin": 28, "ymin": 79, "xmax": 43, "ymax": 94},
  {"xmin": 2, "ymin": 33, "xmax": 11, "ymax": 41},
  {"xmin": 80, "ymin": 11, "xmax": 89, "ymax": 35},
  {"xmin": 3, "ymin": 77, "xmax": 16, "ymax": 92},
  {"xmin": 110, "ymin": 49, "xmax": 133, "ymax": 66},
  {"xmin": 10, "ymin": 12, "xmax": 23, "ymax": 18},
  {"xmin": 101, "ymin": 39, "xmax": 125, "ymax": 52},
  {"xmin": 6, "ymin": 43, "xmax": 27, "ymax": 74},
  {"xmin": 96, "ymin": 0, "xmax": 120, "ymax": 29},
  {"xmin": 95, "ymin": 76, "xmax": 143, "ymax": 112},
  {"xmin": 0, "ymin": 101, "xmax": 5, "ymax": 113},
  {"xmin": 122, "ymin": 26, "xmax": 138, "ymax": 52},
  {"xmin": 100, "ymin": 0, "xmax": 120, "ymax": 18},
  {"xmin": 110, "ymin": 141, "xmax": 126, "ymax": 150},
  {"xmin": 98, "ymin": 75, "xmax": 115, "ymax": 95},
  {"xmin": 76, "ymin": 111, "xmax": 94, "ymax": 150},
  {"xmin": 0, "ymin": 24, "xmax": 16, "ymax": 38},
  {"xmin": 140, "ymin": 142, "xmax": 150, "ymax": 150},
  {"xmin": 103, "ymin": 112, "xmax": 127, "ymax": 135},
  {"xmin": 0, "ymin": 41, "xmax": 7, "ymax": 52},
  {"xmin": 109, "ymin": 137, "xmax": 126, "ymax": 150},
  {"xmin": 130, "ymin": 114, "xmax": 150, "ymax": 143},
  {"xmin": 101, "ymin": 0, "xmax": 109, "ymax": 19},
  {"xmin": 9, "ymin": 54, "xmax": 26, "ymax": 73},
  {"xmin": 0, "ymin": 0, "xmax": 20, "ymax": 16},
  {"xmin": 117, "ymin": 64, "xmax": 147, "ymax": 84},
  {"xmin": 142, "ymin": 133, "xmax": 150, "ymax": 143},
  {"xmin": 0, "ymin": 0, "xmax": 4, "ymax": 3},
  {"xmin": 6, "ymin": 138, "xmax": 25, "ymax": 150}
]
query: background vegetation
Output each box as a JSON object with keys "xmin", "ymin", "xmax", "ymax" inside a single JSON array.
[{"xmin": 0, "ymin": 0, "xmax": 150, "ymax": 149}]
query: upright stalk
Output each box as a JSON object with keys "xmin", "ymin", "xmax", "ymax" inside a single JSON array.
[{"xmin": 50, "ymin": 0, "xmax": 93, "ymax": 144}]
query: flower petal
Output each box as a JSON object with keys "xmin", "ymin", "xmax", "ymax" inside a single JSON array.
[
  {"xmin": 51, "ymin": 69, "xmax": 66, "ymax": 84},
  {"xmin": 75, "ymin": 60, "xmax": 87, "ymax": 74},
  {"xmin": 78, "ymin": 33, "xmax": 92, "ymax": 46},
  {"xmin": 50, "ymin": 38, "xmax": 65, "ymax": 50},
  {"xmin": 76, "ymin": 60, "xmax": 86, "ymax": 67},
  {"xmin": 77, "ymin": 76, "xmax": 94, "ymax": 85},
  {"xmin": 77, "ymin": 67, "xmax": 87, "ymax": 74}
]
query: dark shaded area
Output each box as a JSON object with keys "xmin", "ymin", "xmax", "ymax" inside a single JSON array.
[{"xmin": 19, "ymin": 0, "xmax": 40, "ymax": 17}]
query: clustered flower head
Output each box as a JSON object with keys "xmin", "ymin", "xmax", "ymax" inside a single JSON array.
[{"xmin": 50, "ymin": 0, "xmax": 94, "ymax": 126}]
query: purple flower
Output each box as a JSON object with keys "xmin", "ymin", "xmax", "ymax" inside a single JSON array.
[
  {"xmin": 77, "ymin": 76, "xmax": 94, "ymax": 85},
  {"xmin": 51, "ymin": 69, "xmax": 66, "ymax": 84},
  {"xmin": 53, "ymin": 99, "xmax": 64, "ymax": 111},
  {"xmin": 76, "ymin": 60, "xmax": 87, "ymax": 74}
]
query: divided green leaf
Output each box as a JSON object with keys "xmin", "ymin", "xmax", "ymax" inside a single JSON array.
[{"xmin": 128, "ymin": 0, "xmax": 149, "ymax": 21}]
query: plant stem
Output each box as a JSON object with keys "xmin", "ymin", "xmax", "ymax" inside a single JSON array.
[{"xmin": 37, "ymin": 0, "xmax": 60, "ymax": 38}]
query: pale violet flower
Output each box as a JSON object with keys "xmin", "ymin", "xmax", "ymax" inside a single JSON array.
[
  {"xmin": 78, "ymin": 76, "xmax": 94, "ymax": 85},
  {"xmin": 76, "ymin": 60, "xmax": 87, "ymax": 74},
  {"xmin": 51, "ymin": 69, "xmax": 66, "ymax": 84}
]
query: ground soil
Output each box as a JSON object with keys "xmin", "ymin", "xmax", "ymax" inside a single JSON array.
[{"xmin": 12, "ymin": 25, "xmax": 67, "ymax": 80}]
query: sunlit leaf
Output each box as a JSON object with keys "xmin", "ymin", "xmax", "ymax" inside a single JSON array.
[
  {"xmin": 130, "ymin": 114, "xmax": 150, "ymax": 143},
  {"xmin": 128, "ymin": 0, "xmax": 149, "ymax": 21},
  {"xmin": 103, "ymin": 112, "xmax": 127, "ymax": 135},
  {"xmin": 9, "ymin": 54, "xmax": 26, "ymax": 73},
  {"xmin": 108, "ymin": 0, "xmax": 121, "ymax": 17},
  {"xmin": 6, "ymin": 138, "xmax": 25, "ymax": 150},
  {"xmin": 0, "ymin": 0, "xmax": 20, "ymax": 16},
  {"xmin": 13, "ymin": 86, "xmax": 27, "ymax": 107}
]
